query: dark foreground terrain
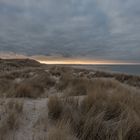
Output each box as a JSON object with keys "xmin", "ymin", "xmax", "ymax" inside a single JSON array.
[{"xmin": 0, "ymin": 59, "xmax": 140, "ymax": 140}]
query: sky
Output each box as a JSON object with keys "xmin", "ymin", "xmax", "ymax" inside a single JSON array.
[{"xmin": 0, "ymin": 0, "xmax": 140, "ymax": 64}]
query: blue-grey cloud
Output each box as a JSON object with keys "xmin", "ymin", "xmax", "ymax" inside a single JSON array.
[{"xmin": 0, "ymin": 0, "xmax": 140, "ymax": 62}]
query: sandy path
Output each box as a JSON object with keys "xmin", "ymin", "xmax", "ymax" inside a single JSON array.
[{"xmin": 4, "ymin": 98, "xmax": 48, "ymax": 140}]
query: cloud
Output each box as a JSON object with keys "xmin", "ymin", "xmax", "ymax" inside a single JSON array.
[{"xmin": 0, "ymin": 0, "xmax": 139, "ymax": 63}]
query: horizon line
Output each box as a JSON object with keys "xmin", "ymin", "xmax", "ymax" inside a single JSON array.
[{"xmin": 38, "ymin": 60, "xmax": 140, "ymax": 65}]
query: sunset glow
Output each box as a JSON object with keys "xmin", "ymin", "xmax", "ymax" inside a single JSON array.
[
  {"xmin": 0, "ymin": 52, "xmax": 139, "ymax": 65},
  {"xmin": 38, "ymin": 59, "xmax": 140, "ymax": 65}
]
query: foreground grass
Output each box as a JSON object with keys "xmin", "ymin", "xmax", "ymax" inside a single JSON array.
[
  {"xmin": 48, "ymin": 78, "xmax": 140, "ymax": 140},
  {"xmin": 0, "ymin": 100, "xmax": 23, "ymax": 140}
]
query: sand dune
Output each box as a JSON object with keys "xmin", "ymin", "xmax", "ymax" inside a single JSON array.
[{"xmin": 0, "ymin": 59, "xmax": 140, "ymax": 140}]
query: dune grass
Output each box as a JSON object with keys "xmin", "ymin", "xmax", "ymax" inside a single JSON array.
[
  {"xmin": 48, "ymin": 77, "xmax": 140, "ymax": 140},
  {"xmin": 0, "ymin": 100, "xmax": 23, "ymax": 140},
  {"xmin": 0, "ymin": 60, "xmax": 140, "ymax": 139}
]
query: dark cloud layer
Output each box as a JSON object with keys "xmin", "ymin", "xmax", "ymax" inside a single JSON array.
[{"xmin": 0, "ymin": 0, "xmax": 140, "ymax": 62}]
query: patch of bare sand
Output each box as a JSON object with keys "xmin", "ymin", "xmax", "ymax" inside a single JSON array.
[{"xmin": 0, "ymin": 98, "xmax": 48, "ymax": 140}]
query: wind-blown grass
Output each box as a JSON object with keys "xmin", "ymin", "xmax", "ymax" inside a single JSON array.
[{"xmin": 48, "ymin": 78, "xmax": 140, "ymax": 140}]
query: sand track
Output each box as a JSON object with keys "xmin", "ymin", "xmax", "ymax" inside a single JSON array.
[{"xmin": 0, "ymin": 98, "xmax": 48, "ymax": 140}]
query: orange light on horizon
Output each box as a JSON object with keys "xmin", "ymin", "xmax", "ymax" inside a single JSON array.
[
  {"xmin": 37, "ymin": 59, "xmax": 140, "ymax": 65},
  {"xmin": 0, "ymin": 52, "xmax": 139, "ymax": 65}
]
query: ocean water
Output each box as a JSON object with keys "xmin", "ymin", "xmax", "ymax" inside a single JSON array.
[{"xmin": 73, "ymin": 65, "xmax": 140, "ymax": 76}]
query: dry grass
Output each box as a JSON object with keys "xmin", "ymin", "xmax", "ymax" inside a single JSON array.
[
  {"xmin": 0, "ymin": 60, "xmax": 140, "ymax": 139},
  {"xmin": 0, "ymin": 79, "xmax": 11, "ymax": 96},
  {"xmin": 48, "ymin": 96, "xmax": 63, "ymax": 120},
  {"xmin": 32, "ymin": 73, "xmax": 56, "ymax": 89},
  {"xmin": 64, "ymin": 78, "xmax": 89, "ymax": 96},
  {"xmin": 7, "ymin": 81, "xmax": 44, "ymax": 98},
  {"xmin": 56, "ymin": 70, "xmax": 74, "ymax": 91},
  {"xmin": 56, "ymin": 70, "xmax": 90, "ymax": 96},
  {"xmin": 58, "ymin": 73, "xmax": 123, "ymax": 97},
  {"xmin": 48, "ymin": 120, "xmax": 77, "ymax": 140},
  {"xmin": 48, "ymin": 78, "xmax": 140, "ymax": 140},
  {"xmin": 94, "ymin": 71, "xmax": 140, "ymax": 87},
  {"xmin": 0, "ymin": 100, "xmax": 23, "ymax": 139},
  {"xmin": 2, "ymin": 72, "xmax": 56, "ymax": 98}
]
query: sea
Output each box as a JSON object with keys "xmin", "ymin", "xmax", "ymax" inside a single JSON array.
[{"xmin": 72, "ymin": 65, "xmax": 140, "ymax": 76}]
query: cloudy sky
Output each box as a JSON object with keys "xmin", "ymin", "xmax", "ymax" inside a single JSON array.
[{"xmin": 0, "ymin": 0, "xmax": 140, "ymax": 63}]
